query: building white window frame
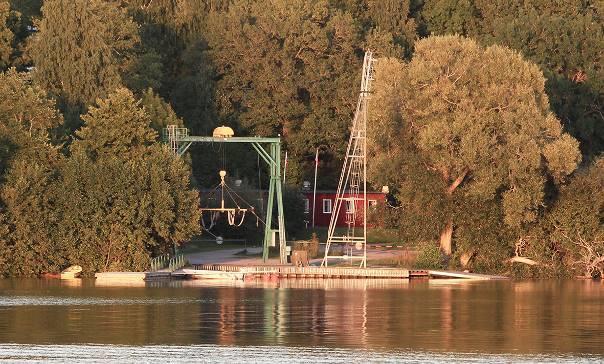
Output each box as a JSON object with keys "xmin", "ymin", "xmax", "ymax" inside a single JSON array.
[
  {"xmin": 368, "ymin": 199, "xmax": 378, "ymax": 208},
  {"xmin": 322, "ymin": 199, "xmax": 332, "ymax": 214},
  {"xmin": 345, "ymin": 200, "xmax": 355, "ymax": 213}
]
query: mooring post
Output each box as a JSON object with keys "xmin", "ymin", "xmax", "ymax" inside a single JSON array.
[{"xmin": 274, "ymin": 142, "xmax": 287, "ymax": 264}]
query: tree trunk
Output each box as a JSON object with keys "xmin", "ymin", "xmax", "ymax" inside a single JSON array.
[
  {"xmin": 439, "ymin": 168, "xmax": 468, "ymax": 256},
  {"xmin": 460, "ymin": 251, "xmax": 475, "ymax": 268},
  {"xmin": 440, "ymin": 220, "xmax": 453, "ymax": 255}
]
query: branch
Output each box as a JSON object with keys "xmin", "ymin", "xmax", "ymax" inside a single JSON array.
[
  {"xmin": 509, "ymin": 256, "xmax": 540, "ymax": 265},
  {"xmin": 486, "ymin": 104, "xmax": 510, "ymax": 113},
  {"xmin": 143, "ymin": 0, "xmax": 154, "ymax": 10},
  {"xmin": 447, "ymin": 168, "xmax": 469, "ymax": 195},
  {"xmin": 442, "ymin": 96, "xmax": 458, "ymax": 106}
]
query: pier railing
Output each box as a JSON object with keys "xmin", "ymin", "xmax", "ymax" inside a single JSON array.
[{"xmin": 150, "ymin": 254, "xmax": 188, "ymax": 272}]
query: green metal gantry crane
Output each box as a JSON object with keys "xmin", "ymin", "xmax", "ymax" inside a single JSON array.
[{"xmin": 163, "ymin": 125, "xmax": 287, "ymax": 264}]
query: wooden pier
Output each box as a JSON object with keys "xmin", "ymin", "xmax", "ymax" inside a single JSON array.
[
  {"xmin": 94, "ymin": 271, "xmax": 172, "ymax": 282},
  {"xmin": 91, "ymin": 267, "xmax": 508, "ymax": 284},
  {"xmin": 192, "ymin": 264, "xmax": 429, "ymax": 279}
]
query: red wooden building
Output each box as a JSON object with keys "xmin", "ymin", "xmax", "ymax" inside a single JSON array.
[{"xmin": 301, "ymin": 190, "xmax": 386, "ymax": 228}]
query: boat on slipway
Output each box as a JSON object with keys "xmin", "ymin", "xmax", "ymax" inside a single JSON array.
[{"xmin": 175, "ymin": 269, "xmax": 245, "ymax": 280}]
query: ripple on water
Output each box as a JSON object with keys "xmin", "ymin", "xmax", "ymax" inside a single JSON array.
[
  {"xmin": 0, "ymin": 296, "xmax": 213, "ymax": 306},
  {"xmin": 0, "ymin": 344, "xmax": 599, "ymax": 363}
]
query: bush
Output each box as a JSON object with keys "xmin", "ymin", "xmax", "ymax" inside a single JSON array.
[
  {"xmin": 292, "ymin": 232, "xmax": 319, "ymax": 259},
  {"xmin": 414, "ymin": 241, "xmax": 443, "ymax": 269},
  {"xmin": 530, "ymin": 158, "xmax": 604, "ymax": 278}
]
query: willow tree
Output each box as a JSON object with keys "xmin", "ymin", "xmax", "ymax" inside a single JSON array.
[
  {"xmin": 421, "ymin": 0, "xmax": 604, "ymax": 159},
  {"xmin": 29, "ymin": 0, "xmax": 139, "ymax": 129},
  {"xmin": 369, "ymin": 36, "xmax": 581, "ymax": 263},
  {"xmin": 55, "ymin": 88, "xmax": 200, "ymax": 273}
]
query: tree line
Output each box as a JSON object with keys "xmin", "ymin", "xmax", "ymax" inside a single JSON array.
[{"xmin": 0, "ymin": 0, "xmax": 601, "ymax": 277}]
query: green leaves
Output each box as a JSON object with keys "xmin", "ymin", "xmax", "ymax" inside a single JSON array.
[
  {"xmin": 140, "ymin": 88, "xmax": 183, "ymax": 134},
  {"xmin": 0, "ymin": 1, "xmax": 13, "ymax": 70},
  {"xmin": 204, "ymin": 0, "xmax": 364, "ymax": 183},
  {"xmin": 0, "ymin": 69, "xmax": 63, "ymax": 277},
  {"xmin": 29, "ymin": 0, "xmax": 139, "ymax": 127},
  {"xmin": 528, "ymin": 158, "xmax": 604, "ymax": 277},
  {"xmin": 74, "ymin": 88, "xmax": 157, "ymax": 160}
]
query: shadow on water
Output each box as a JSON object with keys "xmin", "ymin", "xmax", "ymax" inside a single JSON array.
[{"xmin": 0, "ymin": 278, "xmax": 603, "ymax": 360}]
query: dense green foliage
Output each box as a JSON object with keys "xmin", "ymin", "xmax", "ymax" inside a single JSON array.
[
  {"xmin": 0, "ymin": 1, "xmax": 601, "ymax": 276},
  {"xmin": 0, "ymin": 1, "xmax": 12, "ymax": 70},
  {"xmin": 524, "ymin": 158, "xmax": 604, "ymax": 278},
  {"xmin": 29, "ymin": 0, "xmax": 141, "ymax": 130},
  {"xmin": 422, "ymin": 0, "xmax": 604, "ymax": 159},
  {"xmin": 0, "ymin": 70, "xmax": 64, "ymax": 276},
  {"xmin": 0, "ymin": 78, "xmax": 200, "ymax": 276}
]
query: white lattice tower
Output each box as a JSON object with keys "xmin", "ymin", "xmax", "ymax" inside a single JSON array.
[
  {"xmin": 322, "ymin": 51, "xmax": 375, "ymax": 268},
  {"xmin": 167, "ymin": 125, "xmax": 178, "ymax": 155},
  {"xmin": 164, "ymin": 125, "xmax": 189, "ymax": 155}
]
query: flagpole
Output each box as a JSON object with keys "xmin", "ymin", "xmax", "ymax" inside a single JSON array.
[
  {"xmin": 283, "ymin": 151, "xmax": 288, "ymax": 185},
  {"xmin": 312, "ymin": 148, "xmax": 319, "ymax": 228}
]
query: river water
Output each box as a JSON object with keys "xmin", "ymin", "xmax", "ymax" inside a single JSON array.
[{"xmin": 0, "ymin": 278, "xmax": 602, "ymax": 362}]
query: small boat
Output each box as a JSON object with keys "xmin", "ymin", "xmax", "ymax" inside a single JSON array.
[
  {"xmin": 179, "ymin": 269, "xmax": 245, "ymax": 280},
  {"xmin": 60, "ymin": 265, "xmax": 83, "ymax": 279}
]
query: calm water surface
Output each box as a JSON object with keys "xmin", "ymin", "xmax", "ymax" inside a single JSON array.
[{"xmin": 0, "ymin": 278, "xmax": 602, "ymax": 362}]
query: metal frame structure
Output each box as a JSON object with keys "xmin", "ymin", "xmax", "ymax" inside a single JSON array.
[
  {"xmin": 322, "ymin": 51, "xmax": 375, "ymax": 268},
  {"xmin": 164, "ymin": 126, "xmax": 287, "ymax": 264}
]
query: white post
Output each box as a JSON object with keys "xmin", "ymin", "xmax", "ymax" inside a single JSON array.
[
  {"xmin": 283, "ymin": 151, "xmax": 288, "ymax": 185},
  {"xmin": 312, "ymin": 148, "xmax": 319, "ymax": 228}
]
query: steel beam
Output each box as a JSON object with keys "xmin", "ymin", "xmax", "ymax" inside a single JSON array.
[
  {"xmin": 165, "ymin": 127, "xmax": 287, "ymax": 263},
  {"xmin": 179, "ymin": 136, "xmax": 281, "ymax": 144}
]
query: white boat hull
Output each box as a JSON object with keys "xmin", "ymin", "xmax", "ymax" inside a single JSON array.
[{"xmin": 180, "ymin": 269, "xmax": 245, "ymax": 280}]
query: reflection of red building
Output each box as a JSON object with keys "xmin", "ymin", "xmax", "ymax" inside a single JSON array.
[{"xmin": 301, "ymin": 190, "xmax": 386, "ymax": 227}]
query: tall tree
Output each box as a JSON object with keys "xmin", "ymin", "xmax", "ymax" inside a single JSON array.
[
  {"xmin": 29, "ymin": 0, "xmax": 139, "ymax": 130},
  {"xmin": 0, "ymin": 1, "xmax": 13, "ymax": 70},
  {"xmin": 0, "ymin": 69, "xmax": 64, "ymax": 277},
  {"xmin": 369, "ymin": 36, "xmax": 581, "ymax": 266},
  {"xmin": 140, "ymin": 88, "xmax": 184, "ymax": 134},
  {"xmin": 58, "ymin": 88, "xmax": 200, "ymax": 273},
  {"xmin": 0, "ymin": 69, "xmax": 62, "ymax": 175},
  {"xmin": 365, "ymin": 0, "xmax": 417, "ymax": 55}
]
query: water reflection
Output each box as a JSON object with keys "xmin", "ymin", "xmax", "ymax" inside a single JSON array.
[{"xmin": 0, "ymin": 279, "xmax": 602, "ymax": 355}]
